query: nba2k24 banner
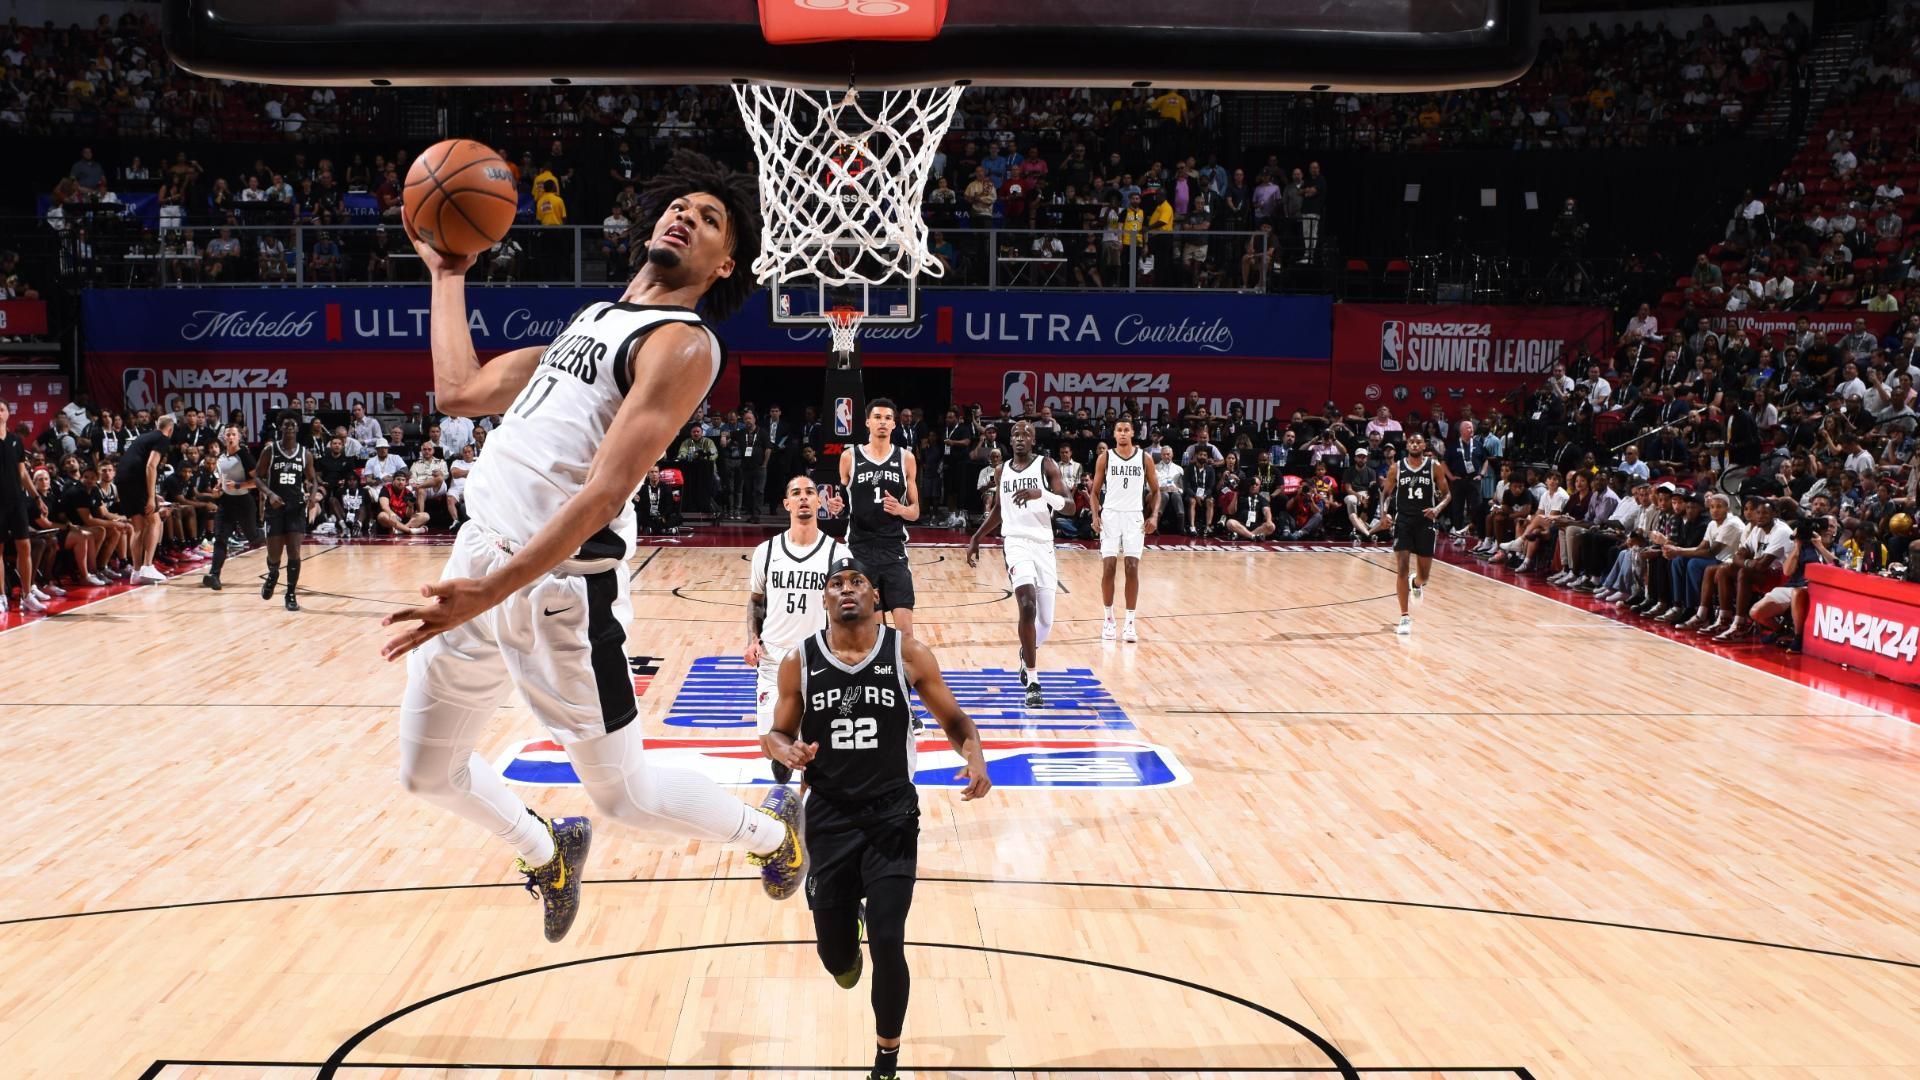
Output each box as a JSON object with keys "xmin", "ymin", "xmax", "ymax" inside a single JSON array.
[
  {"xmin": 1330, "ymin": 303, "xmax": 1612, "ymax": 409},
  {"xmin": 498, "ymin": 737, "xmax": 1192, "ymax": 790},
  {"xmin": 951, "ymin": 357, "xmax": 1330, "ymax": 427},
  {"xmin": 1803, "ymin": 563, "xmax": 1920, "ymax": 687}
]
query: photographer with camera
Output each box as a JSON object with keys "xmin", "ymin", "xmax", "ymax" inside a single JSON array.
[
  {"xmin": 676, "ymin": 420, "xmax": 719, "ymax": 519},
  {"xmin": 1745, "ymin": 514, "xmax": 1834, "ymax": 651}
]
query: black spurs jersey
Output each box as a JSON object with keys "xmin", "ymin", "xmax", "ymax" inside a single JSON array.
[
  {"xmin": 264, "ymin": 442, "xmax": 307, "ymax": 502},
  {"xmin": 847, "ymin": 443, "xmax": 908, "ymax": 548},
  {"xmin": 1394, "ymin": 456, "xmax": 1436, "ymax": 518},
  {"xmin": 798, "ymin": 626, "xmax": 918, "ymax": 802}
]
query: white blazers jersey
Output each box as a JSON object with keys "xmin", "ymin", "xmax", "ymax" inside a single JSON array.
[
  {"xmin": 1102, "ymin": 447, "xmax": 1147, "ymax": 516},
  {"xmin": 463, "ymin": 302, "xmax": 724, "ymax": 563},
  {"xmin": 750, "ymin": 530, "xmax": 843, "ymax": 654},
  {"xmin": 997, "ymin": 455, "xmax": 1054, "ymax": 542}
]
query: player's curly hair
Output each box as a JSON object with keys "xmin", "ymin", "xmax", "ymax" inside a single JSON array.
[{"xmin": 641, "ymin": 149, "xmax": 761, "ymax": 322}]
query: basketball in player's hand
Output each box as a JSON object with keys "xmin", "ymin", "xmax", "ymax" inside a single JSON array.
[{"xmin": 402, "ymin": 139, "xmax": 518, "ymax": 256}]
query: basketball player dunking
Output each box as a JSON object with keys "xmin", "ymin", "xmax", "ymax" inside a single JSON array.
[
  {"xmin": 966, "ymin": 420, "xmax": 1071, "ymax": 706},
  {"xmin": 765, "ymin": 556, "xmax": 990, "ymax": 1080},
  {"xmin": 380, "ymin": 151, "xmax": 804, "ymax": 943},
  {"xmin": 259, "ymin": 414, "xmax": 317, "ymax": 611},
  {"xmin": 1381, "ymin": 431, "xmax": 1450, "ymax": 635},
  {"xmin": 747, "ymin": 473, "xmax": 844, "ymax": 783},
  {"xmin": 1087, "ymin": 417, "xmax": 1159, "ymax": 642},
  {"xmin": 839, "ymin": 398, "xmax": 920, "ymax": 635}
]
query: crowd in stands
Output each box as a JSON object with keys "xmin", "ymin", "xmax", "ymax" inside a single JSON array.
[
  {"xmin": 1657, "ymin": 6, "xmax": 1920, "ymax": 317},
  {"xmin": 1295, "ymin": 11, "xmax": 1809, "ymax": 151}
]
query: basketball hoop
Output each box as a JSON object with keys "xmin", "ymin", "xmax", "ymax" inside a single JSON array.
[
  {"xmin": 733, "ymin": 83, "xmax": 965, "ymax": 289},
  {"xmin": 827, "ymin": 304, "xmax": 863, "ymax": 358}
]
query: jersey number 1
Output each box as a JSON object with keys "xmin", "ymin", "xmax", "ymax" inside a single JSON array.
[{"xmin": 830, "ymin": 715, "xmax": 877, "ymax": 750}]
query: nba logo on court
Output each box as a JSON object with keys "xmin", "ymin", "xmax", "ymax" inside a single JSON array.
[
  {"xmin": 122, "ymin": 367, "xmax": 157, "ymax": 413},
  {"xmin": 1001, "ymin": 370, "xmax": 1036, "ymax": 415},
  {"xmin": 499, "ymin": 736, "xmax": 1190, "ymax": 790},
  {"xmin": 833, "ymin": 396, "xmax": 854, "ymax": 437},
  {"xmin": 1379, "ymin": 320, "xmax": 1403, "ymax": 371}
]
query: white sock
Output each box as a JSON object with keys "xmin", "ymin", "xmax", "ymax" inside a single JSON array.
[
  {"xmin": 567, "ymin": 725, "xmax": 790, "ymax": 856},
  {"xmin": 734, "ymin": 804, "xmax": 787, "ymax": 856},
  {"xmin": 510, "ymin": 810, "xmax": 557, "ymax": 865},
  {"xmin": 1104, "ymin": 606, "xmax": 1115, "ymax": 621},
  {"xmin": 1124, "ymin": 609, "xmax": 1136, "ymax": 623}
]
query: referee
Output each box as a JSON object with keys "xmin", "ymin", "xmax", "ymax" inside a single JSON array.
[
  {"xmin": 766, "ymin": 557, "xmax": 990, "ymax": 1080},
  {"xmin": 201, "ymin": 424, "xmax": 263, "ymax": 591}
]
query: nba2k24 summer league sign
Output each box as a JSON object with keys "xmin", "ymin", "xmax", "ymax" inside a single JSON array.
[
  {"xmin": 500, "ymin": 737, "xmax": 1191, "ymax": 791},
  {"xmin": 950, "ymin": 357, "xmax": 1327, "ymax": 426},
  {"xmin": 1803, "ymin": 563, "xmax": 1920, "ymax": 687},
  {"xmin": 1330, "ymin": 303, "xmax": 1612, "ymax": 408}
]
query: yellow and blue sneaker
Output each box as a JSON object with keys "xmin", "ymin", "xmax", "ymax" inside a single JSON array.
[
  {"xmin": 514, "ymin": 814, "xmax": 592, "ymax": 943},
  {"xmin": 747, "ymin": 785, "xmax": 805, "ymax": 900}
]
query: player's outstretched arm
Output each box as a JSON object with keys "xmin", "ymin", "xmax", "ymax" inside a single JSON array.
[
  {"xmin": 381, "ymin": 323, "xmax": 715, "ymax": 660},
  {"xmin": 411, "ymin": 231, "xmax": 543, "ymax": 416},
  {"xmin": 965, "ymin": 464, "xmax": 1004, "ymax": 567},
  {"xmin": 762, "ymin": 650, "xmax": 819, "ymax": 768},
  {"xmin": 903, "ymin": 636, "xmax": 990, "ymax": 799}
]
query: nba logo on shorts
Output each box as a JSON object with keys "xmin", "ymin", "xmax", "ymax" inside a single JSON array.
[
  {"xmin": 1002, "ymin": 370, "xmax": 1036, "ymax": 415},
  {"xmin": 122, "ymin": 367, "xmax": 158, "ymax": 413},
  {"xmin": 1379, "ymin": 320, "xmax": 1404, "ymax": 372},
  {"xmin": 833, "ymin": 396, "xmax": 854, "ymax": 437}
]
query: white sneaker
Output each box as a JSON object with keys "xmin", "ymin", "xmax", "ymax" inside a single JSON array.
[
  {"xmin": 1395, "ymin": 615, "xmax": 1412, "ymax": 635},
  {"xmin": 29, "ymin": 586, "xmax": 49, "ymax": 602},
  {"xmin": 136, "ymin": 565, "xmax": 167, "ymax": 584},
  {"xmin": 84, "ymin": 573, "xmax": 108, "ymax": 586},
  {"xmin": 1122, "ymin": 620, "xmax": 1138, "ymax": 643},
  {"xmin": 0, "ymin": 594, "xmax": 8, "ymax": 613},
  {"xmin": 21, "ymin": 592, "xmax": 46, "ymax": 613},
  {"xmin": 1101, "ymin": 617, "xmax": 1117, "ymax": 641},
  {"xmin": 1409, "ymin": 575, "xmax": 1423, "ymax": 601}
]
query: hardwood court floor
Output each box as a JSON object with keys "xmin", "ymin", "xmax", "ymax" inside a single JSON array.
[{"xmin": 1, "ymin": 540, "xmax": 1917, "ymax": 1079}]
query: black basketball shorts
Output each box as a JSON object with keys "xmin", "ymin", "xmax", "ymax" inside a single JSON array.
[
  {"xmin": 264, "ymin": 503, "xmax": 307, "ymax": 535},
  {"xmin": 1394, "ymin": 517, "xmax": 1436, "ymax": 557},
  {"xmin": 802, "ymin": 787, "xmax": 920, "ymax": 911},
  {"xmin": 0, "ymin": 494, "xmax": 30, "ymax": 542},
  {"xmin": 112, "ymin": 482, "xmax": 150, "ymax": 519},
  {"xmin": 849, "ymin": 539, "xmax": 915, "ymax": 611}
]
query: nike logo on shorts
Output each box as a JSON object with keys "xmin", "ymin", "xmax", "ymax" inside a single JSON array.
[{"xmin": 543, "ymin": 606, "xmax": 574, "ymax": 616}]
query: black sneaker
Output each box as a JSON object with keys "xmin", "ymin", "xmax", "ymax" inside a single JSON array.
[
  {"xmin": 261, "ymin": 572, "xmax": 278, "ymax": 600},
  {"xmin": 285, "ymin": 591, "xmax": 300, "ymax": 612},
  {"xmin": 202, "ymin": 575, "xmax": 222, "ymax": 591},
  {"xmin": 1024, "ymin": 680, "xmax": 1045, "ymax": 708}
]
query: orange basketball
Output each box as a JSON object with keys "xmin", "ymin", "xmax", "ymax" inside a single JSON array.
[{"xmin": 402, "ymin": 139, "xmax": 519, "ymax": 256}]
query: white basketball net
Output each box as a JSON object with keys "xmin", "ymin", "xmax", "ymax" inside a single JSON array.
[{"xmin": 733, "ymin": 84, "xmax": 966, "ymax": 290}]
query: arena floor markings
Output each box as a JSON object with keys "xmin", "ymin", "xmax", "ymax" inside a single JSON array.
[{"xmin": 1, "ymin": 542, "xmax": 1916, "ymax": 1078}]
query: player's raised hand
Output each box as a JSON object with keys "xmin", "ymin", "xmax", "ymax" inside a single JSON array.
[
  {"xmin": 956, "ymin": 759, "xmax": 992, "ymax": 800},
  {"xmin": 404, "ymin": 221, "xmax": 478, "ymax": 279},
  {"xmin": 881, "ymin": 492, "xmax": 905, "ymax": 516},
  {"xmin": 826, "ymin": 492, "xmax": 845, "ymax": 516},
  {"xmin": 776, "ymin": 740, "xmax": 819, "ymax": 769},
  {"xmin": 1011, "ymin": 488, "xmax": 1042, "ymax": 506},
  {"xmin": 380, "ymin": 576, "xmax": 497, "ymax": 660}
]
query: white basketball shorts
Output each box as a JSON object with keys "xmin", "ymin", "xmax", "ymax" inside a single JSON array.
[
  {"xmin": 1100, "ymin": 511, "xmax": 1145, "ymax": 558},
  {"xmin": 405, "ymin": 524, "xmax": 635, "ymax": 744},
  {"xmin": 1003, "ymin": 534, "xmax": 1059, "ymax": 592}
]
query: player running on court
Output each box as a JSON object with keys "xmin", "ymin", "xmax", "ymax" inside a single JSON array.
[
  {"xmin": 258, "ymin": 414, "xmax": 317, "ymax": 611},
  {"xmin": 1381, "ymin": 431, "xmax": 1450, "ymax": 635},
  {"xmin": 747, "ymin": 473, "xmax": 844, "ymax": 783},
  {"xmin": 966, "ymin": 419, "xmax": 1071, "ymax": 706},
  {"xmin": 840, "ymin": 398, "xmax": 920, "ymax": 635},
  {"xmin": 379, "ymin": 151, "xmax": 803, "ymax": 943},
  {"xmin": 765, "ymin": 556, "xmax": 991, "ymax": 1080},
  {"xmin": 1087, "ymin": 416, "xmax": 1159, "ymax": 642}
]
